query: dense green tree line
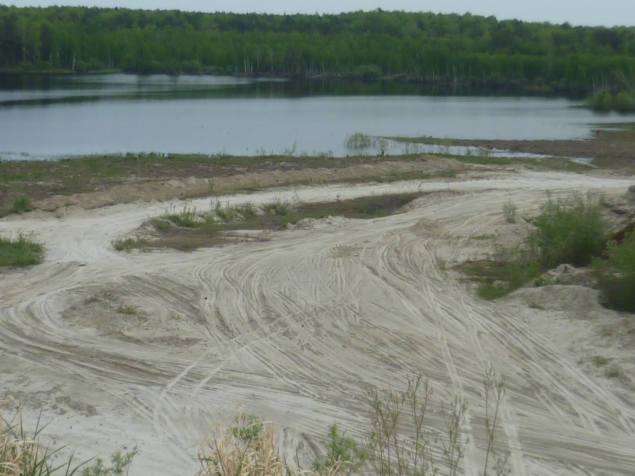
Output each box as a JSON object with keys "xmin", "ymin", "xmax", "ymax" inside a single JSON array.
[{"xmin": 1, "ymin": 5, "xmax": 635, "ymax": 91}]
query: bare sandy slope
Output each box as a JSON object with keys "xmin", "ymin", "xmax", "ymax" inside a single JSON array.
[{"xmin": 1, "ymin": 170, "xmax": 635, "ymax": 476}]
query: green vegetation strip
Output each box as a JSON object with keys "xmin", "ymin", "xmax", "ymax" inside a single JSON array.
[
  {"xmin": 116, "ymin": 193, "xmax": 422, "ymax": 252},
  {"xmin": 0, "ymin": 234, "xmax": 43, "ymax": 266}
]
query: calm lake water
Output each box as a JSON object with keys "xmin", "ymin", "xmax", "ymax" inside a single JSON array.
[{"xmin": 0, "ymin": 74, "xmax": 633, "ymax": 160}]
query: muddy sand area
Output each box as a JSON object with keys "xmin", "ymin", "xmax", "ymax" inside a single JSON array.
[{"xmin": 1, "ymin": 169, "xmax": 635, "ymax": 475}]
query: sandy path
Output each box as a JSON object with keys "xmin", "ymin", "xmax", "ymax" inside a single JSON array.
[{"xmin": 1, "ymin": 170, "xmax": 635, "ymax": 475}]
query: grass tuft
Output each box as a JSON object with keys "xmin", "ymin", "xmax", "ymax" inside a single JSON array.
[
  {"xmin": 0, "ymin": 235, "xmax": 43, "ymax": 267},
  {"xmin": 112, "ymin": 237, "xmax": 147, "ymax": 252},
  {"xmin": 162, "ymin": 206, "xmax": 201, "ymax": 228},
  {"xmin": 457, "ymin": 259, "xmax": 541, "ymax": 301},
  {"xmin": 116, "ymin": 305, "xmax": 137, "ymax": 316}
]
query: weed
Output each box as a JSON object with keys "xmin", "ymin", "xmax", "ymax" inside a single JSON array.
[
  {"xmin": 262, "ymin": 201, "xmax": 289, "ymax": 216},
  {"xmin": 151, "ymin": 218, "xmax": 172, "ymax": 232},
  {"xmin": 481, "ymin": 368, "xmax": 511, "ymax": 476},
  {"xmin": 366, "ymin": 375, "xmax": 439, "ymax": 476},
  {"xmin": 236, "ymin": 202, "xmax": 257, "ymax": 219},
  {"xmin": 366, "ymin": 370, "xmax": 509, "ymax": 476},
  {"xmin": 592, "ymin": 356, "xmax": 609, "ymax": 367},
  {"xmin": 11, "ymin": 196, "xmax": 33, "ymax": 214},
  {"xmin": 146, "ymin": 193, "xmax": 423, "ymax": 252},
  {"xmin": 527, "ymin": 300, "xmax": 545, "ymax": 310},
  {"xmin": 0, "ymin": 235, "xmax": 44, "ymax": 267},
  {"xmin": 458, "ymin": 259, "xmax": 541, "ymax": 301},
  {"xmin": 85, "ymin": 295, "xmax": 101, "ymax": 305},
  {"xmin": 230, "ymin": 412, "xmax": 264, "ymax": 443},
  {"xmin": 312, "ymin": 425, "xmax": 366, "ymax": 476},
  {"xmin": 345, "ymin": 133, "xmax": 372, "ymax": 149},
  {"xmin": 605, "ymin": 364, "xmax": 626, "ymax": 380},
  {"xmin": 528, "ymin": 193, "xmax": 606, "ymax": 268},
  {"xmin": 81, "ymin": 448, "xmax": 138, "ymax": 476},
  {"xmin": 502, "ymin": 200, "xmax": 517, "ymax": 224},
  {"xmin": 112, "ymin": 237, "xmax": 147, "ymax": 252},
  {"xmin": 214, "ymin": 200, "xmax": 238, "ymax": 222},
  {"xmin": 116, "ymin": 306, "xmax": 137, "ymax": 316},
  {"xmin": 162, "ymin": 206, "xmax": 201, "ymax": 228},
  {"xmin": 197, "ymin": 418, "xmax": 294, "ymax": 476}
]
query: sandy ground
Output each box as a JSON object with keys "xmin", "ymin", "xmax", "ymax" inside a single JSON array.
[{"xmin": 2, "ymin": 170, "xmax": 635, "ymax": 476}]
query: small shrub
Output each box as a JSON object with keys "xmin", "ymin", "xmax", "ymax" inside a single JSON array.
[
  {"xmin": 605, "ymin": 364, "xmax": 626, "ymax": 380},
  {"xmin": 597, "ymin": 231, "xmax": 635, "ymax": 312},
  {"xmin": 236, "ymin": 202, "xmax": 257, "ymax": 219},
  {"xmin": 459, "ymin": 260, "xmax": 541, "ymax": 301},
  {"xmin": 82, "ymin": 447, "xmax": 138, "ymax": 476},
  {"xmin": 116, "ymin": 305, "xmax": 137, "ymax": 315},
  {"xmin": 263, "ymin": 201, "xmax": 289, "ymax": 216},
  {"xmin": 588, "ymin": 90, "xmax": 613, "ymax": 111},
  {"xmin": 502, "ymin": 200, "xmax": 517, "ymax": 224},
  {"xmin": 528, "ymin": 194, "xmax": 606, "ymax": 269},
  {"xmin": 614, "ymin": 92, "xmax": 635, "ymax": 113},
  {"xmin": 11, "ymin": 196, "xmax": 33, "ymax": 214},
  {"xmin": 312, "ymin": 424, "xmax": 366, "ymax": 475},
  {"xmin": 592, "ymin": 356, "xmax": 609, "ymax": 367},
  {"xmin": 230, "ymin": 413, "xmax": 264, "ymax": 443},
  {"xmin": 0, "ymin": 235, "xmax": 44, "ymax": 267}
]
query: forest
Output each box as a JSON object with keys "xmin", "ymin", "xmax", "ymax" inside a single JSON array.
[{"xmin": 1, "ymin": 5, "xmax": 635, "ymax": 92}]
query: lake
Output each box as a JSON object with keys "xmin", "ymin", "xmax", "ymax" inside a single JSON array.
[{"xmin": 0, "ymin": 74, "xmax": 633, "ymax": 160}]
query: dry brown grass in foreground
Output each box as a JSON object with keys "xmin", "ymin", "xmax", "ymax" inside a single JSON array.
[
  {"xmin": 0, "ymin": 397, "xmax": 57, "ymax": 476},
  {"xmin": 197, "ymin": 423, "xmax": 342, "ymax": 476}
]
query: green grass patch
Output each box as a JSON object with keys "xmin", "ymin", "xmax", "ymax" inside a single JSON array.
[
  {"xmin": 113, "ymin": 236, "xmax": 148, "ymax": 252},
  {"xmin": 116, "ymin": 305, "xmax": 137, "ymax": 315},
  {"xmin": 125, "ymin": 193, "xmax": 424, "ymax": 252},
  {"xmin": 161, "ymin": 206, "xmax": 201, "ymax": 228},
  {"xmin": 457, "ymin": 259, "xmax": 542, "ymax": 301},
  {"xmin": 0, "ymin": 195, "xmax": 34, "ymax": 218},
  {"xmin": 592, "ymin": 356, "xmax": 609, "ymax": 367},
  {"xmin": 0, "ymin": 235, "xmax": 43, "ymax": 267}
]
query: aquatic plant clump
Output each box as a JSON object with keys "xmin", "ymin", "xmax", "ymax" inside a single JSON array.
[{"xmin": 345, "ymin": 133, "xmax": 373, "ymax": 149}]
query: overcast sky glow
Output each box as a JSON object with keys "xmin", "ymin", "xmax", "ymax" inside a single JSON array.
[{"xmin": 4, "ymin": 0, "xmax": 635, "ymax": 27}]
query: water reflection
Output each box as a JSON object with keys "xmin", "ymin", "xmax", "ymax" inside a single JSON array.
[{"xmin": 0, "ymin": 74, "xmax": 633, "ymax": 160}]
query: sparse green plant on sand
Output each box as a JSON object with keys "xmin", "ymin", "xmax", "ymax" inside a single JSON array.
[
  {"xmin": 313, "ymin": 425, "xmax": 366, "ymax": 476},
  {"xmin": 81, "ymin": 448, "xmax": 138, "ymax": 476},
  {"xmin": 112, "ymin": 237, "xmax": 147, "ymax": 252},
  {"xmin": 502, "ymin": 201, "xmax": 517, "ymax": 224}
]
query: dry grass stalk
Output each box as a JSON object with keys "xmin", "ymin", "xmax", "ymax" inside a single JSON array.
[
  {"xmin": 197, "ymin": 422, "xmax": 342, "ymax": 476},
  {"xmin": 1, "ymin": 397, "xmax": 41, "ymax": 476}
]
